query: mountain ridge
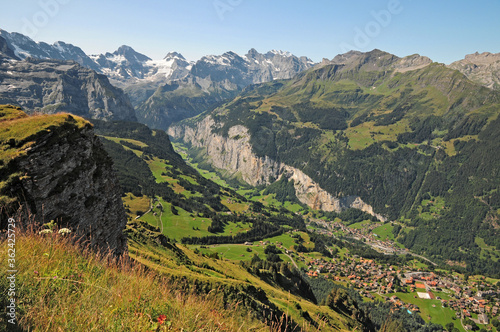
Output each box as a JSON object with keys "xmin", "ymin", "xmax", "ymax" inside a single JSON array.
[
  {"xmin": 170, "ymin": 49, "xmax": 500, "ymax": 275},
  {"xmin": 448, "ymin": 51, "xmax": 500, "ymax": 90},
  {"xmin": 0, "ymin": 28, "xmax": 314, "ymax": 86},
  {"xmin": 0, "ymin": 28, "xmax": 317, "ymax": 129}
]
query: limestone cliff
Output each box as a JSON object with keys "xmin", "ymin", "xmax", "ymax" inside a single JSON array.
[
  {"xmin": 448, "ymin": 51, "xmax": 500, "ymax": 90},
  {"xmin": 168, "ymin": 116, "xmax": 385, "ymax": 221},
  {"xmin": 0, "ymin": 105, "xmax": 128, "ymax": 255},
  {"xmin": 0, "ymin": 55, "xmax": 137, "ymax": 122}
]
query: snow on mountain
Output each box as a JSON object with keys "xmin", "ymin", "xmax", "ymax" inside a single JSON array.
[
  {"xmin": 89, "ymin": 46, "xmax": 194, "ymax": 82},
  {"xmin": 0, "ymin": 29, "xmax": 315, "ymax": 86},
  {"xmin": 0, "ymin": 29, "xmax": 100, "ymax": 71},
  {"xmin": 269, "ymin": 49, "xmax": 293, "ymax": 57},
  {"xmin": 0, "ymin": 28, "xmax": 319, "ymax": 131},
  {"xmin": 144, "ymin": 52, "xmax": 193, "ymax": 81}
]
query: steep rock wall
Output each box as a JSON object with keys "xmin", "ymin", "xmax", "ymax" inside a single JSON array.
[
  {"xmin": 6, "ymin": 117, "xmax": 128, "ymax": 255},
  {"xmin": 169, "ymin": 117, "xmax": 386, "ymax": 221},
  {"xmin": 0, "ymin": 58, "xmax": 137, "ymax": 121}
]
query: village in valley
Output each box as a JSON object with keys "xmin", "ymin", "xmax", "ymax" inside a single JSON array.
[{"xmin": 277, "ymin": 218, "xmax": 500, "ymax": 331}]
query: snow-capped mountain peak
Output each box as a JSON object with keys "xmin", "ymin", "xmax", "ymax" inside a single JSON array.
[
  {"xmin": 164, "ymin": 51, "xmax": 185, "ymax": 61},
  {"xmin": 0, "ymin": 28, "xmax": 316, "ymax": 98},
  {"xmin": 0, "ymin": 29, "xmax": 101, "ymax": 70},
  {"xmin": 269, "ymin": 49, "xmax": 293, "ymax": 58},
  {"xmin": 113, "ymin": 45, "xmax": 151, "ymax": 62}
]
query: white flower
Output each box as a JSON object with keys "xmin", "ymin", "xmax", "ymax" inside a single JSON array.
[
  {"xmin": 58, "ymin": 228, "xmax": 72, "ymax": 235},
  {"xmin": 39, "ymin": 229, "xmax": 53, "ymax": 235}
]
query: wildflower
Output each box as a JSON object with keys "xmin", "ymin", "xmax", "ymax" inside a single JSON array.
[
  {"xmin": 39, "ymin": 229, "xmax": 53, "ymax": 235},
  {"xmin": 157, "ymin": 314, "xmax": 167, "ymax": 325},
  {"xmin": 43, "ymin": 220, "xmax": 57, "ymax": 230},
  {"xmin": 58, "ymin": 228, "xmax": 72, "ymax": 235},
  {"xmin": 34, "ymin": 271, "xmax": 38, "ymax": 274}
]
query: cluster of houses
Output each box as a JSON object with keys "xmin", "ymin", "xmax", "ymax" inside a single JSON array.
[
  {"xmin": 302, "ymin": 217, "xmax": 500, "ymax": 329},
  {"xmin": 302, "ymin": 253, "xmax": 500, "ymax": 327},
  {"xmin": 312, "ymin": 219, "xmax": 405, "ymax": 255},
  {"xmin": 249, "ymin": 221, "xmax": 500, "ymax": 329},
  {"xmin": 304, "ymin": 255, "xmax": 405, "ymax": 293}
]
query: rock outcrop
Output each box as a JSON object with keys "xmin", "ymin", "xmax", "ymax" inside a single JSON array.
[
  {"xmin": 448, "ymin": 51, "xmax": 500, "ymax": 90},
  {"xmin": 0, "ymin": 45, "xmax": 137, "ymax": 121},
  {"xmin": 325, "ymin": 49, "xmax": 433, "ymax": 73},
  {"xmin": 1, "ymin": 106, "xmax": 128, "ymax": 255},
  {"xmin": 169, "ymin": 117, "xmax": 385, "ymax": 221}
]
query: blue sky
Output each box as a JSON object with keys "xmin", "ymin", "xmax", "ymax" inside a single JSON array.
[{"xmin": 1, "ymin": 0, "xmax": 499, "ymax": 63}]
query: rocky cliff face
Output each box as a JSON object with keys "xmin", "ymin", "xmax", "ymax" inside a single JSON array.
[
  {"xmin": 0, "ymin": 57, "xmax": 137, "ymax": 121},
  {"xmin": 0, "ymin": 29, "xmax": 101, "ymax": 71},
  {"xmin": 1, "ymin": 107, "xmax": 128, "ymax": 255},
  {"xmin": 448, "ymin": 52, "xmax": 500, "ymax": 90},
  {"xmin": 0, "ymin": 36, "xmax": 19, "ymax": 60},
  {"xmin": 324, "ymin": 49, "xmax": 433, "ymax": 73},
  {"xmin": 168, "ymin": 117, "xmax": 385, "ymax": 221}
]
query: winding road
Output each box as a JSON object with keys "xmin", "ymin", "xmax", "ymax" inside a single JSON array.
[{"xmin": 284, "ymin": 253, "xmax": 299, "ymax": 270}]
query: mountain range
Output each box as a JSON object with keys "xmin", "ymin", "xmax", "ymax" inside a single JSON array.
[
  {"xmin": 2, "ymin": 28, "xmax": 499, "ymax": 129},
  {"xmin": 170, "ymin": 49, "xmax": 500, "ymax": 275},
  {"xmin": 0, "ymin": 35, "xmax": 136, "ymax": 121},
  {"xmin": 1, "ymin": 28, "xmax": 500, "ymax": 272},
  {"xmin": 0, "ymin": 28, "xmax": 316, "ymax": 128}
]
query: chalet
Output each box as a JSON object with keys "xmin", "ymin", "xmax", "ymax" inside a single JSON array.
[
  {"xmin": 415, "ymin": 283, "xmax": 426, "ymax": 290},
  {"xmin": 478, "ymin": 313, "xmax": 488, "ymax": 325},
  {"xmin": 492, "ymin": 306, "xmax": 498, "ymax": 315}
]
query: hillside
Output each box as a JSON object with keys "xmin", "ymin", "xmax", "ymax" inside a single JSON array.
[
  {"xmin": 0, "ymin": 107, "xmax": 482, "ymax": 330},
  {"xmin": 92, "ymin": 118, "xmax": 454, "ymax": 331},
  {"xmin": 0, "ymin": 227, "xmax": 273, "ymax": 331},
  {"xmin": 169, "ymin": 49, "xmax": 500, "ymax": 276},
  {"xmin": 89, "ymin": 120, "xmax": 371, "ymax": 330}
]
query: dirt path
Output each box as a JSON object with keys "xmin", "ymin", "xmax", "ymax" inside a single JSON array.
[
  {"xmin": 158, "ymin": 201, "xmax": 164, "ymax": 234},
  {"xmin": 284, "ymin": 253, "xmax": 299, "ymax": 270}
]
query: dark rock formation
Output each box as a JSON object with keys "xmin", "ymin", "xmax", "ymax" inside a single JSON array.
[{"xmin": 1, "ymin": 108, "xmax": 128, "ymax": 255}]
